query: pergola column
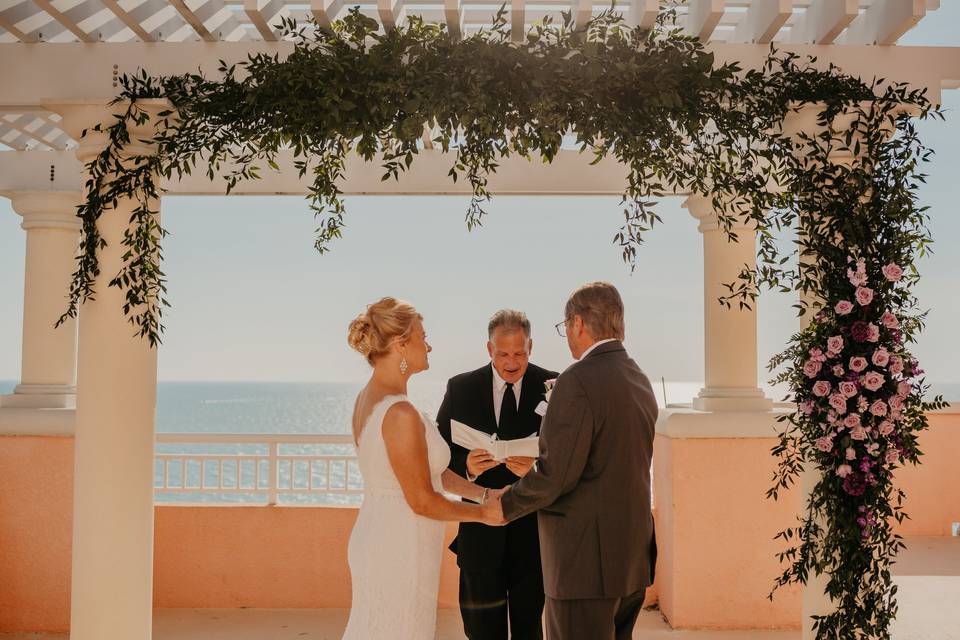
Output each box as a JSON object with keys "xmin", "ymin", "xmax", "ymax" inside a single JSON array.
[
  {"xmin": 45, "ymin": 100, "xmax": 167, "ymax": 640},
  {"xmin": 0, "ymin": 190, "xmax": 82, "ymax": 409},
  {"xmin": 684, "ymin": 194, "xmax": 773, "ymax": 412}
]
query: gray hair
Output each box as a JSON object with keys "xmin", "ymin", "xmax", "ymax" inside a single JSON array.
[
  {"xmin": 564, "ymin": 282, "xmax": 625, "ymax": 341},
  {"xmin": 487, "ymin": 309, "xmax": 531, "ymax": 339}
]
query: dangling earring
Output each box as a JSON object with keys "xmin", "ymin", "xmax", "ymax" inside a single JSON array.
[{"xmin": 400, "ymin": 357, "xmax": 408, "ymax": 375}]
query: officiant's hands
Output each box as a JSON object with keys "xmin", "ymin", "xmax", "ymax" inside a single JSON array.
[
  {"xmin": 505, "ymin": 456, "xmax": 535, "ymax": 477},
  {"xmin": 467, "ymin": 449, "xmax": 500, "ymax": 477}
]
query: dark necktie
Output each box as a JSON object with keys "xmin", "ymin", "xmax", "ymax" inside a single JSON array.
[{"xmin": 499, "ymin": 382, "xmax": 518, "ymax": 435}]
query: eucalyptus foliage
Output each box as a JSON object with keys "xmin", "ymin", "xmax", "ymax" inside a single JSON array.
[{"xmin": 57, "ymin": 7, "xmax": 944, "ymax": 638}]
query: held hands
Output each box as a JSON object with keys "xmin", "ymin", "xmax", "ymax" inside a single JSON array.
[
  {"xmin": 466, "ymin": 449, "xmax": 500, "ymax": 477},
  {"xmin": 480, "ymin": 488, "xmax": 509, "ymax": 526},
  {"xmin": 505, "ymin": 456, "xmax": 536, "ymax": 477}
]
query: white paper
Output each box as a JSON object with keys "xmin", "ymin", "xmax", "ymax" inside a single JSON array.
[
  {"xmin": 534, "ymin": 401, "xmax": 549, "ymax": 417},
  {"xmin": 451, "ymin": 419, "xmax": 540, "ymax": 461}
]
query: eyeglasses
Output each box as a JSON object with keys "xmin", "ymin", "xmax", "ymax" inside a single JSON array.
[{"xmin": 555, "ymin": 320, "xmax": 568, "ymax": 337}]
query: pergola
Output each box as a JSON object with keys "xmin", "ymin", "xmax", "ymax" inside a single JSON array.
[{"xmin": 1, "ymin": 2, "xmax": 959, "ymax": 639}]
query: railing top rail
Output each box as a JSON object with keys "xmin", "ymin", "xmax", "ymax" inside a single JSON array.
[{"xmin": 156, "ymin": 432, "xmax": 356, "ymax": 444}]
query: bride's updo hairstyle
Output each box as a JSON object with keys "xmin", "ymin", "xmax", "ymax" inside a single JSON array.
[{"xmin": 348, "ymin": 297, "xmax": 422, "ymax": 365}]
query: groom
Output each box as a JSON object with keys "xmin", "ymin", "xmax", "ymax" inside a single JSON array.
[
  {"xmin": 437, "ymin": 309, "xmax": 558, "ymax": 640},
  {"xmin": 493, "ymin": 282, "xmax": 658, "ymax": 640}
]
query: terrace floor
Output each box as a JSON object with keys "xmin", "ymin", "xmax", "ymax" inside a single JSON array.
[{"xmin": 4, "ymin": 538, "xmax": 957, "ymax": 640}]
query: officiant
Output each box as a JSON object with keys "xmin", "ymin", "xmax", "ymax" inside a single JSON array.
[{"xmin": 437, "ymin": 310, "xmax": 559, "ymax": 640}]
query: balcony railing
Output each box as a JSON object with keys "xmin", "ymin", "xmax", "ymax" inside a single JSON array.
[{"xmin": 154, "ymin": 433, "xmax": 362, "ymax": 505}]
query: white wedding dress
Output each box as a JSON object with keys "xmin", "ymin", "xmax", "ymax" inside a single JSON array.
[{"xmin": 342, "ymin": 394, "xmax": 450, "ymax": 639}]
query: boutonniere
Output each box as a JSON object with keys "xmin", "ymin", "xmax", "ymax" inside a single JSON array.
[{"xmin": 536, "ymin": 378, "xmax": 558, "ymax": 416}]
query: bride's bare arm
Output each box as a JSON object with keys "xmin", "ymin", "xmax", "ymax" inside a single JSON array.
[
  {"xmin": 382, "ymin": 402, "xmax": 501, "ymax": 524},
  {"xmin": 441, "ymin": 469, "xmax": 485, "ymax": 502}
]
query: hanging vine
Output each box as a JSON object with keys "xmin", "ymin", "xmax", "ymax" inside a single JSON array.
[{"xmin": 55, "ymin": 6, "xmax": 945, "ymax": 638}]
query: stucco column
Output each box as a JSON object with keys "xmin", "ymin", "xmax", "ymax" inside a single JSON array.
[
  {"xmin": 684, "ymin": 194, "xmax": 772, "ymax": 412},
  {"xmin": 0, "ymin": 190, "xmax": 81, "ymax": 409},
  {"xmin": 45, "ymin": 99, "xmax": 168, "ymax": 640}
]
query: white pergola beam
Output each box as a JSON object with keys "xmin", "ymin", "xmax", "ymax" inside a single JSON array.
[
  {"xmin": 101, "ymin": 0, "xmax": 156, "ymax": 42},
  {"xmin": 683, "ymin": 0, "xmax": 724, "ymax": 41},
  {"xmin": 33, "ymin": 0, "xmax": 96, "ymax": 43},
  {"xmin": 169, "ymin": 0, "xmax": 216, "ymax": 41},
  {"xmin": 311, "ymin": 0, "xmax": 344, "ymax": 28},
  {"xmin": 789, "ymin": 0, "xmax": 858, "ymax": 45},
  {"xmin": 839, "ymin": 0, "xmax": 926, "ymax": 45},
  {"xmin": 245, "ymin": 0, "xmax": 285, "ymax": 41},
  {"xmin": 730, "ymin": 0, "xmax": 793, "ymax": 44},
  {"xmin": 628, "ymin": 0, "xmax": 659, "ymax": 30},
  {"xmin": 444, "ymin": 0, "xmax": 463, "ymax": 40},
  {"xmin": 0, "ymin": 14, "xmax": 36, "ymax": 43},
  {"xmin": 0, "ymin": 148, "xmax": 634, "ymax": 196},
  {"xmin": 378, "ymin": 0, "xmax": 405, "ymax": 31},
  {"xmin": 2, "ymin": 41, "xmax": 959, "ymax": 107}
]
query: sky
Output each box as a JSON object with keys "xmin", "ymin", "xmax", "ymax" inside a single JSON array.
[{"xmin": 1, "ymin": 9, "xmax": 958, "ymax": 391}]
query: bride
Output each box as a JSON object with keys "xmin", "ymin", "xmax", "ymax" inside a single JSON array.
[{"xmin": 343, "ymin": 297, "xmax": 504, "ymax": 639}]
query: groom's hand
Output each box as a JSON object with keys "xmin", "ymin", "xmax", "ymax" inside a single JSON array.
[
  {"xmin": 467, "ymin": 449, "xmax": 500, "ymax": 477},
  {"xmin": 505, "ymin": 456, "xmax": 536, "ymax": 478}
]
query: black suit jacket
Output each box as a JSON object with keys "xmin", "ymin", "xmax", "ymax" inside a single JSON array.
[{"xmin": 437, "ymin": 362, "xmax": 559, "ymax": 572}]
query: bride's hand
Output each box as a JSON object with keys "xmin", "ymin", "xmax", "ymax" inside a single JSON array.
[{"xmin": 480, "ymin": 495, "xmax": 506, "ymax": 526}]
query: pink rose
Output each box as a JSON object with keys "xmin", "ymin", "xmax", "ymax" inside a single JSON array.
[
  {"xmin": 863, "ymin": 371, "xmax": 885, "ymax": 392},
  {"xmin": 850, "ymin": 426, "xmax": 868, "ymax": 441},
  {"xmin": 827, "ymin": 336, "xmax": 844, "ymax": 354},
  {"xmin": 882, "ymin": 263, "xmax": 904, "ymax": 282},
  {"xmin": 879, "ymin": 421, "xmax": 895, "ymax": 437},
  {"xmin": 799, "ymin": 399, "xmax": 815, "ymax": 415},
  {"xmin": 889, "ymin": 356, "xmax": 904, "ymax": 375},
  {"xmin": 835, "ymin": 300, "xmax": 854, "ymax": 315},
  {"xmin": 885, "ymin": 449, "xmax": 900, "ymax": 465},
  {"xmin": 845, "ymin": 447, "xmax": 857, "ymax": 460},
  {"xmin": 890, "ymin": 407, "xmax": 904, "ymax": 421},
  {"xmin": 803, "ymin": 360, "xmax": 823, "ymax": 378},
  {"xmin": 897, "ymin": 381, "xmax": 911, "ymax": 397},
  {"xmin": 880, "ymin": 312, "xmax": 899, "ymax": 329},
  {"xmin": 812, "ymin": 381, "xmax": 832, "ymax": 397},
  {"xmin": 855, "ymin": 287, "xmax": 874, "ymax": 306},
  {"xmin": 870, "ymin": 400, "xmax": 888, "ymax": 417},
  {"xmin": 866, "ymin": 323, "xmax": 880, "ymax": 342},
  {"xmin": 848, "ymin": 268, "xmax": 868, "ymax": 287},
  {"xmin": 849, "ymin": 357, "xmax": 868, "ymax": 372},
  {"xmin": 829, "ymin": 393, "xmax": 848, "ymax": 414},
  {"xmin": 888, "ymin": 395, "xmax": 904, "ymax": 411},
  {"xmin": 843, "ymin": 414, "xmax": 862, "ymax": 429},
  {"xmin": 815, "ymin": 436, "xmax": 834, "ymax": 452},
  {"xmin": 871, "ymin": 348, "xmax": 890, "ymax": 368},
  {"xmin": 837, "ymin": 464, "xmax": 853, "ymax": 478},
  {"xmin": 839, "ymin": 381, "xmax": 858, "ymax": 398}
]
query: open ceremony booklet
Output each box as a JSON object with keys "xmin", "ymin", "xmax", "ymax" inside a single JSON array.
[{"xmin": 450, "ymin": 419, "xmax": 540, "ymax": 461}]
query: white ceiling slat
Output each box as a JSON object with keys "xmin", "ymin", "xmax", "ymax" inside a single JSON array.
[
  {"xmin": 683, "ymin": 0, "xmax": 724, "ymax": 41},
  {"xmin": 730, "ymin": 0, "xmax": 793, "ymax": 44},
  {"xmin": 789, "ymin": 0, "xmax": 858, "ymax": 44},
  {"xmin": 33, "ymin": 0, "xmax": 96, "ymax": 42},
  {"xmin": 244, "ymin": 0, "xmax": 285, "ymax": 40},
  {"xmin": 0, "ymin": 119, "xmax": 55, "ymax": 150},
  {"xmin": 0, "ymin": 14, "xmax": 35, "ymax": 41},
  {"xmin": 839, "ymin": 0, "xmax": 925, "ymax": 45},
  {"xmin": 101, "ymin": 0, "xmax": 155, "ymax": 40},
  {"xmin": 169, "ymin": 0, "xmax": 216, "ymax": 40},
  {"xmin": 443, "ymin": 0, "xmax": 462, "ymax": 40},
  {"xmin": 310, "ymin": 0, "xmax": 343, "ymax": 28},
  {"xmin": 378, "ymin": 0, "xmax": 405, "ymax": 31},
  {"xmin": 627, "ymin": 0, "xmax": 658, "ymax": 30}
]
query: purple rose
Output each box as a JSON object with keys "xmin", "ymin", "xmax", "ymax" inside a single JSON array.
[
  {"xmin": 844, "ymin": 473, "xmax": 866, "ymax": 496},
  {"xmin": 855, "ymin": 287, "xmax": 874, "ymax": 306},
  {"xmin": 851, "ymin": 322, "xmax": 870, "ymax": 342},
  {"xmin": 835, "ymin": 300, "xmax": 855, "ymax": 316}
]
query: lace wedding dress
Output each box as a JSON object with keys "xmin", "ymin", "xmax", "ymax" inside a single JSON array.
[{"xmin": 342, "ymin": 394, "xmax": 451, "ymax": 639}]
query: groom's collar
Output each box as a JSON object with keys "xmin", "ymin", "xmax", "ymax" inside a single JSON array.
[{"xmin": 579, "ymin": 339, "xmax": 623, "ymax": 361}]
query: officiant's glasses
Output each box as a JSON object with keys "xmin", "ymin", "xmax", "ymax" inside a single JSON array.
[{"xmin": 555, "ymin": 320, "xmax": 568, "ymax": 337}]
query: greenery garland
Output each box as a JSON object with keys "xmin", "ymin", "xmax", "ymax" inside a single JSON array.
[{"xmin": 56, "ymin": 7, "xmax": 946, "ymax": 638}]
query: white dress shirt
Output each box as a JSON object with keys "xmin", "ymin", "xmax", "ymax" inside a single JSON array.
[
  {"xmin": 578, "ymin": 338, "xmax": 617, "ymax": 360},
  {"xmin": 492, "ymin": 364, "xmax": 523, "ymax": 427}
]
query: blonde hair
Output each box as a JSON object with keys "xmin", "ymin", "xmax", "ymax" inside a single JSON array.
[{"xmin": 348, "ymin": 297, "xmax": 422, "ymax": 365}]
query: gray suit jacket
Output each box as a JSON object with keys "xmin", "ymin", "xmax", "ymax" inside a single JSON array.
[{"xmin": 500, "ymin": 340, "xmax": 658, "ymax": 600}]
